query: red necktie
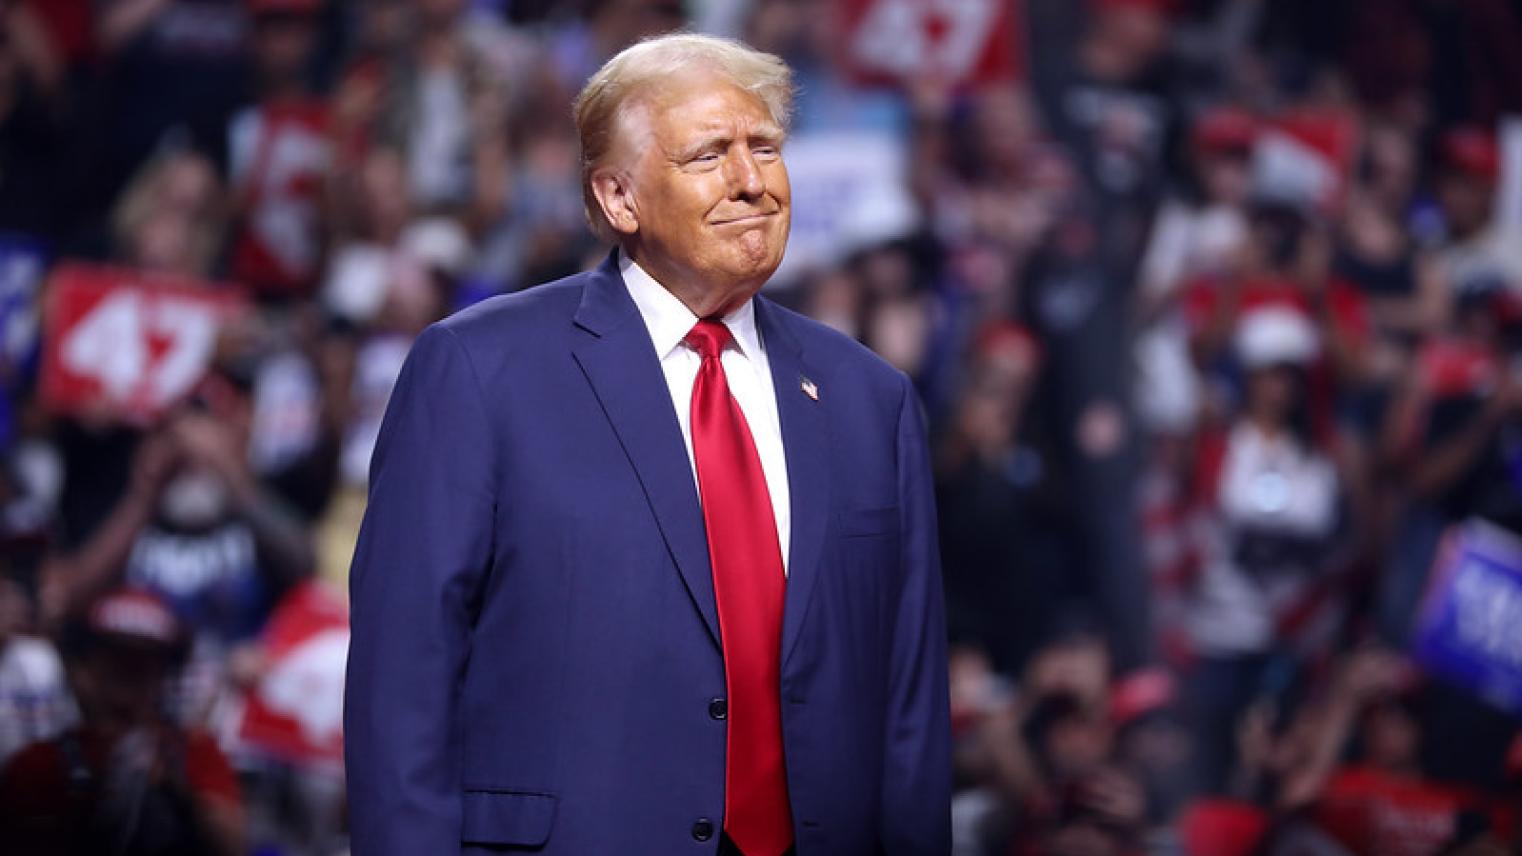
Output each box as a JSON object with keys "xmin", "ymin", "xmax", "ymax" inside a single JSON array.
[{"xmin": 685, "ymin": 319, "xmax": 793, "ymax": 856}]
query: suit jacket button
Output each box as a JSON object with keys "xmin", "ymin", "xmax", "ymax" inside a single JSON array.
[
  {"xmin": 708, "ymin": 697, "xmax": 727, "ymax": 720},
  {"xmin": 691, "ymin": 818, "xmax": 715, "ymax": 842}
]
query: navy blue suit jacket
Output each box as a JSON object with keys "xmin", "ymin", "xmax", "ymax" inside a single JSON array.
[{"xmin": 344, "ymin": 253, "xmax": 952, "ymax": 854}]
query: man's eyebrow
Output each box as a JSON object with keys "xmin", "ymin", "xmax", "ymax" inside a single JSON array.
[
  {"xmin": 750, "ymin": 125, "xmax": 785, "ymax": 145},
  {"xmin": 674, "ymin": 133, "xmax": 730, "ymax": 160},
  {"xmin": 673, "ymin": 123, "xmax": 786, "ymax": 160},
  {"xmin": 744, "ymin": 116, "xmax": 785, "ymax": 138}
]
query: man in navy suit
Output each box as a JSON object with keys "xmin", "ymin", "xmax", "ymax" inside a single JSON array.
[{"xmin": 343, "ymin": 33, "xmax": 951, "ymax": 855}]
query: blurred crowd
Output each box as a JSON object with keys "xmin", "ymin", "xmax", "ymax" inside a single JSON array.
[{"xmin": 0, "ymin": 0, "xmax": 1521, "ymax": 854}]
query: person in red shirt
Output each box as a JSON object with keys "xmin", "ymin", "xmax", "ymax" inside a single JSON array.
[
  {"xmin": 1271, "ymin": 648, "xmax": 1514, "ymax": 856},
  {"xmin": 0, "ymin": 587, "xmax": 243, "ymax": 856}
]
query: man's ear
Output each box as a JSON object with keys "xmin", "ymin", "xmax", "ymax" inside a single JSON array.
[{"xmin": 590, "ymin": 169, "xmax": 639, "ymax": 236}]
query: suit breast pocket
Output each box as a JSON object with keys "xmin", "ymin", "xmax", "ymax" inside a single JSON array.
[
  {"xmin": 835, "ymin": 506, "xmax": 901, "ymax": 595},
  {"xmin": 830, "ymin": 506, "xmax": 901, "ymax": 667},
  {"xmin": 838, "ymin": 506, "xmax": 899, "ymax": 540}
]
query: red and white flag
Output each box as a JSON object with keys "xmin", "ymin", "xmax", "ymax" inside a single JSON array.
[
  {"xmin": 841, "ymin": 0, "xmax": 1025, "ymax": 89},
  {"xmin": 1251, "ymin": 111, "xmax": 1360, "ymax": 213},
  {"xmin": 229, "ymin": 100, "xmax": 331, "ymax": 296},
  {"xmin": 237, "ymin": 582, "xmax": 350, "ymax": 767}
]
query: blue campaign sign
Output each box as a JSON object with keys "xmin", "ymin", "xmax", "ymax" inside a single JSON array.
[
  {"xmin": 1412, "ymin": 519, "xmax": 1522, "ymax": 715},
  {"xmin": 0, "ymin": 233, "xmax": 46, "ymax": 368},
  {"xmin": 0, "ymin": 233, "xmax": 47, "ymax": 452}
]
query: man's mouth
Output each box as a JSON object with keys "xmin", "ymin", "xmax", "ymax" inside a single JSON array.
[{"xmin": 712, "ymin": 212, "xmax": 776, "ymax": 226}]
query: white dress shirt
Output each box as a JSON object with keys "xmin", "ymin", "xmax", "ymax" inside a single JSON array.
[{"xmin": 620, "ymin": 253, "xmax": 792, "ymax": 573}]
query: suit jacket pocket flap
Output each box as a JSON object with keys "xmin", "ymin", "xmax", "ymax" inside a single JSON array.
[{"xmin": 461, "ymin": 790, "xmax": 557, "ymax": 846}]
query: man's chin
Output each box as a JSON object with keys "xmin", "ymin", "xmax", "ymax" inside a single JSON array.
[
  {"xmin": 722, "ymin": 247, "xmax": 784, "ymax": 287},
  {"xmin": 730, "ymin": 226, "xmax": 786, "ymax": 263}
]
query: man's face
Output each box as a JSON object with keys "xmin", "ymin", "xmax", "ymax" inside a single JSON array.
[
  {"xmin": 72, "ymin": 647, "xmax": 171, "ymax": 731},
  {"xmin": 1437, "ymin": 171, "xmax": 1494, "ymax": 239},
  {"xmin": 253, "ymin": 16, "xmax": 317, "ymax": 82},
  {"xmin": 1364, "ymin": 703, "xmax": 1420, "ymax": 771},
  {"xmin": 613, "ymin": 72, "xmax": 791, "ymax": 312},
  {"xmin": 0, "ymin": 577, "xmax": 27, "ymax": 646},
  {"xmin": 414, "ymin": 0, "xmax": 466, "ymax": 28}
]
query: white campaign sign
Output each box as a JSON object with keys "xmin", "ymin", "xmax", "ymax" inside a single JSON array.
[
  {"xmin": 771, "ymin": 132, "xmax": 920, "ymax": 286},
  {"xmin": 1498, "ymin": 116, "xmax": 1522, "ymax": 227}
]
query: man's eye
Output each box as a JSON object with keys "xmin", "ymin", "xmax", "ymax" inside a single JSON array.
[
  {"xmin": 694, "ymin": 152, "xmax": 721, "ymax": 163},
  {"xmin": 753, "ymin": 146, "xmax": 779, "ymax": 158}
]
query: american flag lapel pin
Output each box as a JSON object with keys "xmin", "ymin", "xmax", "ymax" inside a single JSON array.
[{"xmin": 800, "ymin": 376, "xmax": 819, "ymax": 401}]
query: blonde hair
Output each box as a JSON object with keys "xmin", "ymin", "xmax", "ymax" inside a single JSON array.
[
  {"xmin": 573, "ymin": 33, "xmax": 794, "ymax": 243},
  {"xmin": 111, "ymin": 150, "xmax": 227, "ymax": 276}
]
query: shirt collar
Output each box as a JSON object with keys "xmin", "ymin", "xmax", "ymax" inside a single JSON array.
[{"xmin": 619, "ymin": 250, "xmax": 763, "ymax": 361}]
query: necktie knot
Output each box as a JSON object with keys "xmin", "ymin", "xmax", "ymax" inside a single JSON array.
[{"xmin": 685, "ymin": 318, "xmax": 732, "ymax": 360}]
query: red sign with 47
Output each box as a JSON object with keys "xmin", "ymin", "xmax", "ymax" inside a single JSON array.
[{"xmin": 40, "ymin": 263, "xmax": 248, "ymax": 425}]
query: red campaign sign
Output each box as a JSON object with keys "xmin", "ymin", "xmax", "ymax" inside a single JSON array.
[
  {"xmin": 40, "ymin": 264, "xmax": 248, "ymax": 425},
  {"xmin": 1251, "ymin": 111, "xmax": 1361, "ymax": 213},
  {"xmin": 230, "ymin": 100, "xmax": 331, "ymax": 296},
  {"xmin": 237, "ymin": 581, "xmax": 350, "ymax": 767},
  {"xmin": 841, "ymin": 0, "xmax": 1025, "ymax": 89}
]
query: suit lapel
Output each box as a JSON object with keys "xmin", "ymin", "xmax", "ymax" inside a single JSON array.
[
  {"xmin": 571, "ymin": 253, "xmax": 721, "ymax": 649},
  {"xmin": 756, "ymin": 298, "xmax": 831, "ymax": 669}
]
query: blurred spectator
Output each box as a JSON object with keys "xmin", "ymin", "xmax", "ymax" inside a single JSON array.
[
  {"xmin": 1035, "ymin": 0, "xmax": 1178, "ymax": 267},
  {"xmin": 1110, "ymin": 670, "xmax": 1193, "ymax": 832},
  {"xmin": 1138, "ymin": 106, "xmax": 1253, "ymax": 309},
  {"xmin": 232, "ymin": 305, "xmax": 342, "ymax": 522},
  {"xmin": 1134, "ymin": 105, "xmax": 1253, "ymax": 437},
  {"xmin": 1336, "ymin": 0, "xmax": 1522, "ymax": 130},
  {"xmin": 1431, "ymin": 127, "xmax": 1522, "ymax": 300},
  {"xmin": 111, "ymin": 148, "xmax": 228, "ymax": 277},
  {"xmin": 1327, "ymin": 120, "xmax": 1448, "ymax": 444},
  {"xmin": 1335, "ymin": 123, "xmax": 1444, "ymax": 344},
  {"xmin": 40, "ymin": 368, "xmax": 314, "ymax": 727},
  {"xmin": 323, "ymin": 146, "xmax": 413, "ymax": 319},
  {"xmin": 854, "ymin": 239, "xmax": 936, "ymax": 379},
  {"xmin": 1274, "ymin": 648, "xmax": 1515, "ymax": 856},
  {"xmin": 1183, "ymin": 307, "xmax": 1361, "ymax": 791},
  {"xmin": 937, "ymin": 322, "xmax": 1062, "ymax": 675},
  {"xmin": 0, "ymin": 586, "xmax": 243, "ymax": 855},
  {"xmin": 952, "ymin": 631, "xmax": 1152, "ymax": 855},
  {"xmin": 1376, "ymin": 281, "xmax": 1522, "ymax": 642},
  {"xmin": 1184, "ymin": 200, "xmax": 1369, "ymax": 390},
  {"xmin": 333, "ymin": 209, "xmax": 455, "ymax": 487},
  {"xmin": 0, "ymin": 550, "xmax": 75, "ymax": 765},
  {"xmin": 472, "ymin": 70, "xmax": 588, "ymax": 290},
  {"xmin": 0, "ymin": 1, "xmax": 77, "ymax": 241},
  {"xmin": 226, "ymin": 0, "xmax": 331, "ymax": 301},
  {"xmin": 372, "ymin": 0, "xmax": 515, "ymax": 227},
  {"xmin": 95, "ymin": 0, "xmax": 249, "ymax": 203},
  {"xmin": 918, "ymin": 86, "xmax": 1054, "ymax": 277}
]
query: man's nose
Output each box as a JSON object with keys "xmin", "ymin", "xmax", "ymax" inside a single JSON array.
[{"xmin": 724, "ymin": 146, "xmax": 765, "ymax": 200}]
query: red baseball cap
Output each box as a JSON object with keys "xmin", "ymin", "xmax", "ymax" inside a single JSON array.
[
  {"xmin": 973, "ymin": 320, "xmax": 1041, "ymax": 365},
  {"xmin": 1440, "ymin": 127, "xmax": 1500, "ymax": 180},
  {"xmin": 1110, "ymin": 666, "xmax": 1176, "ymax": 726},
  {"xmin": 87, "ymin": 588, "xmax": 184, "ymax": 652},
  {"xmin": 1193, "ymin": 107, "xmax": 1258, "ymax": 155}
]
